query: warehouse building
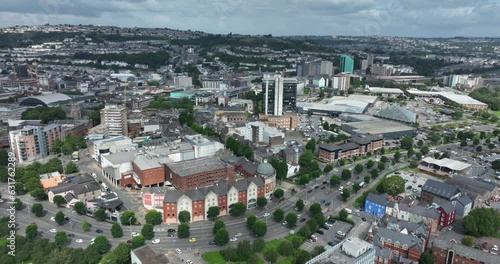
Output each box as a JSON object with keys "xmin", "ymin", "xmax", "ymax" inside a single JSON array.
[
  {"xmin": 374, "ymin": 105, "xmax": 417, "ymax": 124},
  {"xmin": 341, "ymin": 119, "xmax": 416, "ymax": 139}
]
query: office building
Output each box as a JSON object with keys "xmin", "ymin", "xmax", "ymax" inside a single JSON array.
[
  {"xmin": 262, "ymin": 75, "xmax": 297, "ymax": 116},
  {"xmin": 173, "ymin": 76, "xmax": 193, "ymax": 87},
  {"xmin": 296, "ymin": 60, "xmax": 333, "ymax": 77},
  {"xmin": 340, "ymin": 54, "xmax": 354, "ymax": 74},
  {"xmin": 9, "ymin": 124, "xmax": 65, "ymax": 163},
  {"xmin": 331, "ymin": 73, "xmax": 351, "ymax": 91},
  {"xmin": 100, "ymin": 105, "xmax": 128, "ymax": 137}
]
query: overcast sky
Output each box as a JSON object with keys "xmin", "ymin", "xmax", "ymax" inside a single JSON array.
[{"xmin": 1, "ymin": 0, "xmax": 500, "ymax": 37}]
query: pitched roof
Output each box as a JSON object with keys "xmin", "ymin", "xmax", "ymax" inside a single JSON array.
[
  {"xmin": 407, "ymin": 205, "xmax": 440, "ymax": 219},
  {"xmin": 349, "ymin": 134, "xmax": 383, "ymax": 145},
  {"xmin": 374, "ymin": 105, "xmax": 417, "ymax": 123},
  {"xmin": 446, "ymin": 176, "xmax": 497, "ymax": 194},
  {"xmin": 375, "ymin": 227, "xmax": 425, "ymax": 252},
  {"xmin": 433, "ymin": 239, "xmax": 499, "ymax": 264},
  {"xmin": 366, "ymin": 193, "xmax": 389, "ymax": 206},
  {"xmin": 319, "ymin": 143, "xmax": 342, "ymax": 152},
  {"xmin": 439, "ymin": 202, "xmax": 456, "ymax": 214},
  {"xmin": 421, "ymin": 179, "xmax": 460, "ymax": 199},
  {"xmin": 421, "ymin": 157, "xmax": 471, "ymax": 171},
  {"xmin": 132, "ymin": 245, "xmax": 169, "ymax": 264}
]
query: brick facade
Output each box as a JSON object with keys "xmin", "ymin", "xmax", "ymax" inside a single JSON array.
[
  {"xmin": 132, "ymin": 162, "xmax": 165, "ymax": 187},
  {"xmin": 166, "ymin": 165, "xmax": 235, "ymax": 190}
]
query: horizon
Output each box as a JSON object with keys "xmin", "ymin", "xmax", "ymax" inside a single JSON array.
[{"xmin": 0, "ymin": 0, "xmax": 499, "ymax": 38}]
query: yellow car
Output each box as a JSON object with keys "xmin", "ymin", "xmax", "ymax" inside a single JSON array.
[{"xmin": 189, "ymin": 238, "xmax": 196, "ymax": 243}]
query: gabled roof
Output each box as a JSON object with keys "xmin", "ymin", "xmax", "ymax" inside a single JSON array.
[
  {"xmin": 340, "ymin": 142, "xmax": 360, "ymax": 152},
  {"xmin": 438, "ymin": 202, "xmax": 456, "ymax": 214},
  {"xmin": 407, "ymin": 205, "xmax": 440, "ymax": 219},
  {"xmin": 366, "ymin": 193, "xmax": 389, "ymax": 206},
  {"xmin": 319, "ymin": 143, "xmax": 342, "ymax": 152},
  {"xmin": 421, "ymin": 157, "xmax": 471, "ymax": 171},
  {"xmin": 421, "ymin": 179, "xmax": 460, "ymax": 199},
  {"xmin": 447, "ymin": 176, "xmax": 497, "ymax": 194},
  {"xmin": 374, "ymin": 104, "xmax": 417, "ymax": 123},
  {"xmin": 375, "ymin": 227, "xmax": 424, "ymax": 251}
]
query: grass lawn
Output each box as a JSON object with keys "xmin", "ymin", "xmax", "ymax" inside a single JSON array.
[
  {"xmin": 263, "ymin": 239, "xmax": 282, "ymax": 253},
  {"xmin": 495, "ymin": 111, "xmax": 500, "ymax": 118},
  {"xmin": 202, "ymin": 251, "xmax": 226, "ymax": 264},
  {"xmin": 0, "ymin": 237, "xmax": 7, "ymax": 247}
]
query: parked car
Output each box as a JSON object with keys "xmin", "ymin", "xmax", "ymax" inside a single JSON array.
[
  {"xmin": 321, "ymin": 225, "xmax": 330, "ymax": 230},
  {"xmin": 67, "ymin": 233, "xmax": 75, "ymax": 238},
  {"xmin": 230, "ymin": 237, "xmax": 238, "ymax": 242},
  {"xmin": 131, "ymin": 232, "xmax": 140, "ymax": 237},
  {"xmin": 234, "ymin": 233, "xmax": 243, "ymax": 237},
  {"xmin": 167, "ymin": 229, "xmax": 176, "ymax": 233},
  {"xmin": 316, "ymin": 230, "xmax": 325, "ymax": 235},
  {"xmin": 175, "ymin": 248, "xmax": 182, "ymax": 254},
  {"xmin": 299, "ymin": 218, "xmax": 306, "ymax": 223},
  {"xmin": 90, "ymin": 238, "xmax": 95, "ymax": 244},
  {"xmin": 96, "ymin": 229, "xmax": 103, "ymax": 233},
  {"xmin": 50, "ymin": 217, "xmax": 56, "ymax": 221},
  {"xmin": 361, "ymin": 217, "xmax": 366, "ymax": 222},
  {"xmin": 263, "ymin": 213, "xmax": 271, "ymax": 217},
  {"xmin": 282, "ymin": 221, "xmax": 287, "ymax": 226},
  {"xmin": 325, "ymin": 202, "xmax": 331, "ymax": 206},
  {"xmin": 337, "ymin": 231, "xmax": 345, "ymax": 237},
  {"xmin": 189, "ymin": 238, "xmax": 196, "ymax": 243},
  {"xmin": 75, "ymin": 239, "xmax": 83, "ymax": 243},
  {"xmin": 208, "ymin": 241, "xmax": 217, "ymax": 245},
  {"xmin": 49, "ymin": 229, "xmax": 57, "ymax": 233}
]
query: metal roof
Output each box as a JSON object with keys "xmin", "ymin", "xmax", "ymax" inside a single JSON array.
[
  {"xmin": 374, "ymin": 105, "xmax": 417, "ymax": 123},
  {"xmin": 421, "ymin": 179, "xmax": 460, "ymax": 199},
  {"xmin": 19, "ymin": 93, "xmax": 72, "ymax": 106},
  {"xmin": 421, "ymin": 157, "xmax": 471, "ymax": 171}
]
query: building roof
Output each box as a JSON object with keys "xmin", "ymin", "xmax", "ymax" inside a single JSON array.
[
  {"xmin": 348, "ymin": 134, "xmax": 383, "ymax": 145},
  {"xmin": 166, "ymin": 156, "xmax": 231, "ymax": 177},
  {"xmin": 421, "ymin": 157, "xmax": 471, "ymax": 171},
  {"xmin": 132, "ymin": 245, "xmax": 169, "ymax": 264},
  {"xmin": 446, "ymin": 176, "xmax": 497, "ymax": 194},
  {"xmin": 374, "ymin": 105, "xmax": 417, "ymax": 123},
  {"xmin": 421, "ymin": 179, "xmax": 460, "ymax": 200},
  {"xmin": 19, "ymin": 93, "xmax": 72, "ymax": 107},
  {"xmin": 133, "ymin": 155, "xmax": 164, "ymax": 170},
  {"xmin": 343, "ymin": 120, "xmax": 416, "ymax": 135},
  {"xmin": 439, "ymin": 201, "xmax": 456, "ymax": 214},
  {"xmin": 367, "ymin": 87, "xmax": 404, "ymax": 94},
  {"xmin": 407, "ymin": 205, "xmax": 440, "ymax": 219},
  {"xmin": 103, "ymin": 152, "xmax": 136, "ymax": 165},
  {"xmin": 256, "ymin": 162, "xmax": 275, "ymax": 177},
  {"xmin": 375, "ymin": 227, "xmax": 424, "ymax": 252},
  {"xmin": 319, "ymin": 143, "xmax": 342, "ymax": 152},
  {"xmin": 366, "ymin": 193, "xmax": 389, "ymax": 206},
  {"xmin": 340, "ymin": 142, "xmax": 360, "ymax": 152},
  {"xmin": 433, "ymin": 239, "xmax": 499, "ymax": 263},
  {"xmin": 439, "ymin": 93, "xmax": 488, "ymax": 106}
]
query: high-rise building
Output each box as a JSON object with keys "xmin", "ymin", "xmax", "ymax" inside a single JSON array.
[
  {"xmin": 332, "ymin": 73, "xmax": 351, "ymax": 92},
  {"xmin": 367, "ymin": 54, "xmax": 374, "ymax": 67},
  {"xmin": 340, "ymin": 54, "xmax": 354, "ymax": 74},
  {"xmin": 9, "ymin": 124, "xmax": 65, "ymax": 163},
  {"xmin": 320, "ymin": 61, "xmax": 334, "ymax": 76},
  {"xmin": 100, "ymin": 105, "xmax": 128, "ymax": 137},
  {"xmin": 361, "ymin": 60, "xmax": 369, "ymax": 71},
  {"xmin": 296, "ymin": 60, "xmax": 333, "ymax": 77},
  {"xmin": 262, "ymin": 76, "xmax": 297, "ymax": 116}
]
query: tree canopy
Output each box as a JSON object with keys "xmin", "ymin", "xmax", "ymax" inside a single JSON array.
[{"xmin": 463, "ymin": 208, "xmax": 500, "ymax": 237}]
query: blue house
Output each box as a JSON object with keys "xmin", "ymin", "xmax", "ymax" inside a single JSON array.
[{"xmin": 364, "ymin": 193, "xmax": 389, "ymax": 217}]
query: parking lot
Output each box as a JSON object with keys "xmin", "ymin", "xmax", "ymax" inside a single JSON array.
[
  {"xmin": 301, "ymin": 220, "xmax": 352, "ymax": 251},
  {"xmin": 392, "ymin": 170, "xmax": 441, "ymax": 197}
]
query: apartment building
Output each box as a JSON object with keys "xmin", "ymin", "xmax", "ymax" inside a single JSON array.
[
  {"xmin": 262, "ymin": 75, "xmax": 297, "ymax": 116},
  {"xmin": 9, "ymin": 124, "xmax": 65, "ymax": 163},
  {"xmin": 100, "ymin": 105, "xmax": 128, "ymax": 137}
]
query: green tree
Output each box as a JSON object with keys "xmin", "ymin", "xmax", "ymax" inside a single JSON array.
[
  {"xmin": 305, "ymin": 139, "xmax": 316, "ymax": 152},
  {"xmin": 380, "ymin": 156, "xmax": 389, "ymax": 163},
  {"xmin": 64, "ymin": 161, "xmax": 79, "ymax": 174},
  {"xmin": 461, "ymin": 236, "xmax": 474, "ymax": 246},
  {"xmin": 55, "ymin": 211, "xmax": 65, "ymax": 225},
  {"xmin": 252, "ymin": 238, "xmax": 266, "ymax": 252},
  {"xmin": 215, "ymin": 228, "xmax": 229, "ymax": 246},
  {"xmin": 330, "ymin": 175, "xmax": 341, "ymax": 186},
  {"xmin": 371, "ymin": 168, "xmax": 379, "ymax": 178},
  {"xmin": 339, "ymin": 209, "xmax": 348, "ymax": 221},
  {"xmin": 264, "ymin": 247, "xmax": 279, "ymax": 263},
  {"xmin": 73, "ymin": 201, "xmax": 86, "ymax": 215},
  {"xmin": 460, "ymin": 141, "xmax": 467, "ymax": 147},
  {"xmin": 380, "ymin": 175, "xmax": 405, "ymax": 195},
  {"xmin": 309, "ymin": 203, "xmax": 322, "ymax": 216},
  {"xmin": 30, "ymin": 188, "xmax": 47, "ymax": 200},
  {"xmin": 419, "ymin": 251, "xmax": 435, "ymax": 264},
  {"xmin": 178, "ymin": 223, "xmax": 190, "ymax": 238},
  {"xmin": 52, "ymin": 195, "xmax": 66, "ymax": 207},
  {"xmin": 102, "ymin": 242, "xmax": 131, "ymax": 264},
  {"xmin": 492, "ymin": 159, "xmax": 500, "ymax": 171},
  {"xmin": 273, "ymin": 188, "xmax": 284, "ymax": 199},
  {"xmin": 141, "ymin": 223, "xmax": 155, "ymax": 240},
  {"xmin": 246, "ymin": 214, "xmax": 257, "ymax": 229},
  {"xmin": 237, "ymin": 240, "xmax": 252, "ymax": 259},
  {"xmin": 55, "ymin": 231, "xmax": 68, "ymax": 247},
  {"xmin": 120, "ymin": 210, "xmax": 136, "ymax": 225},
  {"xmin": 257, "ymin": 197, "xmax": 268, "ymax": 208},
  {"xmin": 230, "ymin": 202, "xmax": 246, "ymax": 216},
  {"xmin": 378, "ymin": 162, "xmax": 386, "ymax": 171},
  {"xmin": 462, "ymin": 208, "xmax": 500, "ymax": 237},
  {"xmin": 31, "ymin": 203, "xmax": 44, "ymax": 217},
  {"xmin": 476, "ymin": 146, "xmax": 483, "ymax": 152},
  {"xmin": 488, "ymin": 143, "xmax": 495, "ymax": 150},
  {"xmin": 306, "ymin": 219, "xmax": 319, "ymax": 233},
  {"xmin": 354, "ymin": 164, "xmax": 364, "ymax": 174},
  {"xmin": 82, "ymin": 221, "xmax": 91, "ymax": 231},
  {"xmin": 273, "ymin": 208, "xmax": 284, "ymax": 222},
  {"xmin": 473, "ymin": 138, "xmax": 480, "ymax": 146},
  {"xmin": 286, "ymin": 212, "xmax": 298, "ymax": 228},
  {"xmin": 279, "ymin": 240, "xmax": 294, "ymax": 256},
  {"xmin": 366, "ymin": 160, "xmax": 375, "ymax": 168},
  {"xmin": 323, "ymin": 164, "xmax": 333, "ymax": 173},
  {"xmin": 364, "ymin": 175, "xmax": 371, "ymax": 184},
  {"xmin": 213, "ymin": 220, "xmax": 226, "ymax": 234},
  {"xmin": 341, "ymin": 188, "xmax": 351, "ymax": 201},
  {"xmin": 207, "ymin": 206, "xmax": 220, "ymax": 221},
  {"xmin": 299, "ymin": 225, "xmax": 312, "ymax": 238},
  {"xmin": 341, "ymin": 169, "xmax": 351, "ymax": 181},
  {"xmin": 145, "ymin": 210, "xmax": 163, "ymax": 225},
  {"xmin": 417, "ymin": 140, "xmax": 424, "ymax": 148},
  {"xmin": 393, "ymin": 151, "xmax": 402, "ymax": 162},
  {"xmin": 25, "ymin": 223, "xmax": 38, "ymax": 240},
  {"xmin": 14, "ymin": 198, "xmax": 23, "ymax": 210},
  {"xmin": 352, "ymin": 182, "xmax": 361, "ymax": 193},
  {"xmin": 131, "ymin": 235, "xmax": 146, "ymax": 249},
  {"xmin": 252, "ymin": 220, "xmax": 267, "ymax": 237},
  {"xmin": 269, "ymin": 159, "xmax": 288, "ymax": 180},
  {"xmin": 415, "ymin": 152, "xmax": 423, "ymax": 160},
  {"xmin": 111, "ymin": 222, "xmax": 123, "ymax": 238},
  {"xmin": 295, "ymin": 199, "xmax": 305, "ymax": 211},
  {"xmin": 314, "ymin": 213, "xmax": 326, "ymax": 227},
  {"xmin": 178, "ymin": 210, "xmax": 191, "ymax": 223},
  {"xmin": 93, "ymin": 235, "xmax": 111, "ymax": 254},
  {"xmin": 94, "ymin": 208, "xmax": 107, "ymax": 221},
  {"xmin": 400, "ymin": 136, "xmax": 414, "ymax": 150}
]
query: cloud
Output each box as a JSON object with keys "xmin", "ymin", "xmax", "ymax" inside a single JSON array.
[{"xmin": 0, "ymin": 0, "xmax": 499, "ymax": 37}]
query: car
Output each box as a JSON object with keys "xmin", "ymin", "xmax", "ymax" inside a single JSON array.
[
  {"xmin": 326, "ymin": 222, "xmax": 333, "ymax": 227},
  {"xmin": 314, "ymin": 185, "xmax": 319, "ymax": 189},
  {"xmin": 321, "ymin": 186, "xmax": 326, "ymax": 190},
  {"xmin": 308, "ymin": 235, "xmax": 317, "ymax": 242},
  {"xmin": 126, "ymin": 240, "xmax": 132, "ymax": 244},
  {"xmin": 327, "ymin": 242, "xmax": 335, "ymax": 246},
  {"xmin": 65, "ymin": 217, "xmax": 71, "ymax": 221},
  {"xmin": 189, "ymin": 238, "xmax": 197, "ymax": 243},
  {"xmin": 230, "ymin": 237, "xmax": 238, "ymax": 242},
  {"xmin": 90, "ymin": 238, "xmax": 95, "ymax": 245},
  {"xmin": 49, "ymin": 229, "xmax": 57, "ymax": 233},
  {"xmin": 492, "ymin": 245, "xmax": 498, "ymax": 251},
  {"xmin": 474, "ymin": 244, "xmax": 481, "ymax": 249},
  {"xmin": 186, "ymin": 261, "xmax": 194, "ymax": 264},
  {"xmin": 321, "ymin": 225, "xmax": 329, "ymax": 230},
  {"xmin": 0, "ymin": 199, "xmax": 4, "ymax": 203},
  {"xmin": 337, "ymin": 231, "xmax": 345, "ymax": 236},
  {"xmin": 263, "ymin": 213, "xmax": 271, "ymax": 217},
  {"xmin": 175, "ymin": 248, "xmax": 182, "ymax": 254},
  {"xmin": 131, "ymin": 232, "xmax": 140, "ymax": 237},
  {"xmin": 96, "ymin": 229, "xmax": 103, "ymax": 233},
  {"xmin": 322, "ymin": 181, "xmax": 328, "ymax": 185},
  {"xmin": 50, "ymin": 217, "xmax": 56, "ymax": 221},
  {"xmin": 325, "ymin": 202, "xmax": 331, "ymax": 206},
  {"xmin": 75, "ymin": 239, "xmax": 83, "ymax": 243},
  {"xmin": 234, "ymin": 233, "xmax": 243, "ymax": 237},
  {"xmin": 209, "ymin": 241, "xmax": 217, "ymax": 245},
  {"xmin": 167, "ymin": 229, "xmax": 176, "ymax": 233},
  {"xmin": 307, "ymin": 189, "xmax": 313, "ymax": 193},
  {"xmin": 299, "ymin": 218, "xmax": 306, "ymax": 223},
  {"xmin": 67, "ymin": 233, "xmax": 75, "ymax": 238},
  {"xmin": 152, "ymin": 239, "xmax": 160, "ymax": 244},
  {"xmin": 294, "ymin": 207, "xmax": 300, "ymax": 211},
  {"xmin": 316, "ymin": 230, "xmax": 325, "ymax": 235},
  {"xmin": 282, "ymin": 221, "xmax": 288, "ymax": 226},
  {"xmin": 362, "ymin": 217, "xmax": 366, "ymax": 222},
  {"xmin": 327, "ymin": 220, "xmax": 335, "ymax": 224},
  {"xmin": 447, "ymin": 226, "xmax": 453, "ymax": 231},
  {"xmin": 167, "ymin": 233, "xmax": 174, "ymax": 237},
  {"xmin": 320, "ymin": 200, "xmax": 326, "ymax": 204}
]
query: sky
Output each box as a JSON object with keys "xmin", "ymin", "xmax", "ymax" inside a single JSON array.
[{"xmin": 1, "ymin": 0, "xmax": 500, "ymax": 37}]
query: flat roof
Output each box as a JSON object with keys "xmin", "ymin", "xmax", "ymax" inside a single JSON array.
[
  {"xmin": 166, "ymin": 156, "xmax": 230, "ymax": 177},
  {"xmin": 134, "ymin": 155, "xmax": 164, "ymax": 170},
  {"xmin": 344, "ymin": 120, "xmax": 416, "ymax": 134},
  {"xmin": 421, "ymin": 157, "xmax": 471, "ymax": 171},
  {"xmin": 367, "ymin": 87, "xmax": 404, "ymax": 94},
  {"xmin": 439, "ymin": 93, "xmax": 487, "ymax": 106}
]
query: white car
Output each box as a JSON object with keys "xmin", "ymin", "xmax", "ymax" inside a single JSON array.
[
  {"xmin": 75, "ymin": 239, "xmax": 83, "ymax": 243},
  {"xmin": 297, "ymin": 214, "xmax": 302, "ymax": 218},
  {"xmin": 263, "ymin": 213, "xmax": 271, "ymax": 217},
  {"xmin": 131, "ymin": 232, "xmax": 140, "ymax": 237},
  {"xmin": 230, "ymin": 237, "xmax": 238, "ymax": 242},
  {"xmin": 152, "ymin": 239, "xmax": 160, "ymax": 244},
  {"xmin": 0, "ymin": 199, "xmax": 5, "ymax": 203},
  {"xmin": 49, "ymin": 228, "xmax": 57, "ymax": 233},
  {"xmin": 90, "ymin": 238, "xmax": 95, "ymax": 245},
  {"xmin": 50, "ymin": 217, "xmax": 56, "ymax": 221},
  {"xmin": 337, "ymin": 231, "xmax": 345, "ymax": 236},
  {"xmin": 234, "ymin": 233, "xmax": 242, "ymax": 237},
  {"xmin": 492, "ymin": 245, "xmax": 498, "ymax": 251},
  {"xmin": 186, "ymin": 260, "xmax": 194, "ymax": 264},
  {"xmin": 175, "ymin": 248, "xmax": 182, "ymax": 254}
]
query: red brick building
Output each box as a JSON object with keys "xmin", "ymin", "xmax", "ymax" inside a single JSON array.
[
  {"xmin": 318, "ymin": 134, "xmax": 383, "ymax": 163},
  {"xmin": 370, "ymin": 226, "xmax": 425, "ymax": 262},
  {"xmin": 132, "ymin": 156, "xmax": 166, "ymax": 187},
  {"xmin": 437, "ymin": 202, "xmax": 456, "ymax": 228},
  {"xmin": 432, "ymin": 239, "xmax": 498, "ymax": 264},
  {"xmin": 164, "ymin": 156, "xmax": 234, "ymax": 190}
]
